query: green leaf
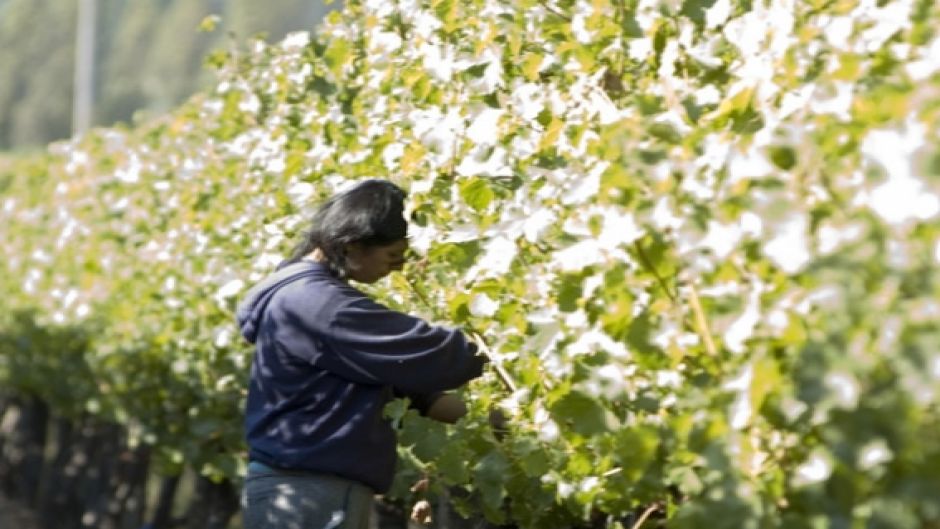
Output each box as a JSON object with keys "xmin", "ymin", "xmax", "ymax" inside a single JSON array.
[
  {"xmin": 541, "ymin": 117, "xmax": 564, "ymax": 148},
  {"xmin": 653, "ymin": 21, "xmax": 673, "ymax": 60},
  {"xmin": 730, "ymin": 106, "xmax": 764, "ymax": 135},
  {"xmin": 408, "ymin": 418, "xmax": 449, "ymax": 461},
  {"xmin": 625, "ymin": 310, "xmax": 657, "ymax": 356},
  {"xmin": 198, "ymin": 15, "xmax": 221, "ymax": 33},
  {"xmin": 832, "ymin": 53, "xmax": 861, "ymax": 81},
  {"xmin": 460, "ymin": 178, "xmax": 496, "ymax": 211},
  {"xmin": 473, "ymin": 450, "xmax": 510, "ymax": 511},
  {"xmin": 437, "ymin": 439, "xmax": 472, "ymax": 483},
  {"xmin": 324, "ymin": 38, "xmax": 351, "ymax": 76},
  {"xmin": 483, "ymin": 91, "xmax": 501, "ymax": 108},
  {"xmin": 599, "ymin": 291, "xmax": 635, "ymax": 340},
  {"xmin": 636, "ymin": 94, "xmax": 665, "ymax": 115},
  {"xmin": 511, "ymin": 437, "xmax": 552, "ymax": 478},
  {"xmin": 432, "ymin": 0, "xmax": 461, "ymax": 33},
  {"xmin": 400, "ymin": 142, "xmax": 426, "ymax": 175},
  {"xmin": 535, "ymin": 108, "xmax": 554, "ymax": 129},
  {"xmin": 621, "ymin": 13, "xmax": 644, "ymax": 38},
  {"xmin": 682, "ymin": 96, "xmax": 709, "ymax": 124},
  {"xmin": 383, "ymin": 398, "xmax": 410, "ymax": 429},
  {"xmin": 308, "ymin": 75, "xmax": 336, "ymax": 97},
  {"xmin": 718, "ymin": 86, "xmax": 754, "ymax": 115},
  {"xmin": 428, "ymin": 241, "xmax": 482, "ymax": 269},
  {"xmin": 613, "ymin": 426, "xmax": 659, "ymax": 482},
  {"xmin": 750, "ymin": 356, "xmax": 781, "ymax": 413},
  {"xmin": 556, "ymin": 274, "xmax": 582, "ymax": 312},
  {"xmin": 549, "ymin": 390, "xmax": 619, "ymax": 437},
  {"xmin": 534, "ymin": 150, "xmax": 567, "ymax": 169},
  {"xmin": 768, "ymin": 145, "xmax": 797, "ymax": 171},
  {"xmin": 649, "ymin": 122, "xmax": 683, "ymax": 144},
  {"xmin": 521, "ymin": 53, "xmax": 543, "ymax": 81},
  {"xmin": 464, "ymin": 62, "xmax": 490, "ymax": 78},
  {"xmin": 448, "ymin": 292, "xmax": 472, "ymax": 322},
  {"xmin": 681, "ymin": 0, "xmax": 719, "ymax": 26}
]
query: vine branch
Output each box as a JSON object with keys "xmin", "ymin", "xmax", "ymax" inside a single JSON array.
[
  {"xmin": 468, "ymin": 331, "xmax": 518, "ymax": 393},
  {"xmin": 687, "ymin": 283, "xmax": 718, "ymax": 357},
  {"xmin": 538, "ymin": 0, "xmax": 572, "ymax": 22},
  {"xmin": 632, "ymin": 241, "xmax": 678, "ymax": 304},
  {"xmin": 630, "ymin": 503, "xmax": 660, "ymax": 529},
  {"xmin": 633, "ymin": 240, "xmax": 718, "ymax": 356}
]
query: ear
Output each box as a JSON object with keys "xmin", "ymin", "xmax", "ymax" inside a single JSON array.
[{"xmin": 344, "ymin": 242, "xmax": 368, "ymax": 265}]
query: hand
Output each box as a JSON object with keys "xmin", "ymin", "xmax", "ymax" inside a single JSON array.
[
  {"xmin": 410, "ymin": 477, "xmax": 430, "ymax": 494},
  {"xmin": 426, "ymin": 393, "xmax": 468, "ymax": 424},
  {"xmin": 410, "ymin": 499, "xmax": 433, "ymax": 525}
]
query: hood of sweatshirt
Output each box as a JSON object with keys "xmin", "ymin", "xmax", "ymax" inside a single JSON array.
[{"xmin": 235, "ymin": 261, "xmax": 324, "ymax": 344}]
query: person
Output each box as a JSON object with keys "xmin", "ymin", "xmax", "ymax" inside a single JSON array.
[{"xmin": 235, "ymin": 179, "xmax": 485, "ymax": 529}]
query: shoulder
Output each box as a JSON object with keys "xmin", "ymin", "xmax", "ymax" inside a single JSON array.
[{"xmin": 269, "ymin": 268, "xmax": 366, "ymax": 323}]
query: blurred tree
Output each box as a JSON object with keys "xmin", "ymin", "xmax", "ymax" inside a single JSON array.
[
  {"xmin": 0, "ymin": 0, "xmax": 76, "ymax": 148},
  {"xmin": 140, "ymin": 0, "xmax": 218, "ymax": 113},
  {"xmin": 96, "ymin": 0, "xmax": 162, "ymax": 126},
  {"xmin": 228, "ymin": 0, "xmax": 332, "ymax": 41},
  {"xmin": 0, "ymin": 0, "xmax": 339, "ymax": 151}
]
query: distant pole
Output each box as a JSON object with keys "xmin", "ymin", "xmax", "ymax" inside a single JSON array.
[{"xmin": 73, "ymin": 0, "xmax": 96, "ymax": 136}]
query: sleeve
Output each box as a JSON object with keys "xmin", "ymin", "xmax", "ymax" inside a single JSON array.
[
  {"xmin": 321, "ymin": 297, "xmax": 485, "ymax": 394},
  {"xmin": 392, "ymin": 388, "xmax": 444, "ymax": 417}
]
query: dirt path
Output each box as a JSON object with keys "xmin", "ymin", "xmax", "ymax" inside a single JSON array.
[{"xmin": 0, "ymin": 495, "xmax": 41, "ymax": 529}]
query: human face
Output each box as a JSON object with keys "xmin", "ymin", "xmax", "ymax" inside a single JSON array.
[{"xmin": 344, "ymin": 239, "xmax": 409, "ymax": 283}]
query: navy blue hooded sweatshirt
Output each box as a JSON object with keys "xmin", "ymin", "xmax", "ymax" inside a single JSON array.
[{"xmin": 235, "ymin": 261, "xmax": 484, "ymax": 493}]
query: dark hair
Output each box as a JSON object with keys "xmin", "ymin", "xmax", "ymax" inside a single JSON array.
[{"xmin": 286, "ymin": 179, "xmax": 408, "ymax": 277}]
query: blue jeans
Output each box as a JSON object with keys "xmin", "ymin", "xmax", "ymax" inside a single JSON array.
[{"xmin": 242, "ymin": 461, "xmax": 373, "ymax": 529}]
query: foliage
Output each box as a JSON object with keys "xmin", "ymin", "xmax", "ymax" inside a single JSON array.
[{"xmin": 2, "ymin": 0, "xmax": 940, "ymax": 526}]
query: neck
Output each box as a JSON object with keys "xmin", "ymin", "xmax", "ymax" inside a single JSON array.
[{"xmin": 304, "ymin": 248, "xmax": 326, "ymax": 263}]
